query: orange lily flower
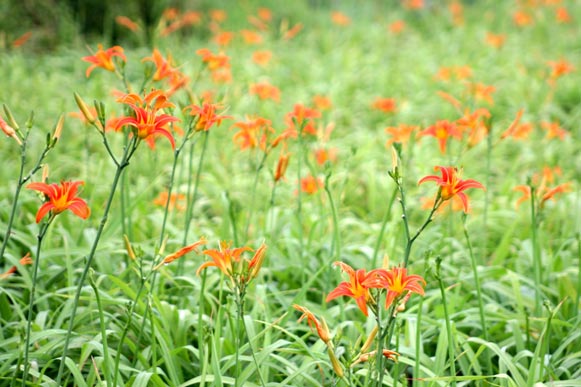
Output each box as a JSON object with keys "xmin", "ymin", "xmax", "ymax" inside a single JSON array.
[
  {"xmin": 314, "ymin": 147, "xmax": 337, "ymax": 166},
  {"xmin": 547, "ymin": 59, "xmax": 575, "ymax": 82},
  {"xmin": 27, "ymin": 181, "xmax": 90, "ymax": 223},
  {"xmin": 196, "ymin": 48, "xmax": 230, "ymax": 71},
  {"xmin": 282, "ymin": 22, "xmax": 303, "ymax": 40},
  {"xmin": 389, "ymin": 20, "xmax": 406, "ymax": 34},
  {"xmin": 300, "ymin": 175, "xmax": 323, "ymax": 195},
  {"xmin": 364, "ymin": 267, "xmax": 426, "ymax": 309},
  {"xmin": 185, "ymin": 102, "xmax": 232, "ymax": 132},
  {"xmin": 555, "ymin": 7, "xmax": 571, "ymax": 24},
  {"xmin": 249, "ymin": 82, "xmax": 281, "ymax": 102},
  {"xmin": 0, "ymin": 253, "xmax": 33, "ymax": 280},
  {"xmin": 326, "ymin": 262, "xmax": 374, "ymax": 316},
  {"xmin": 154, "ymin": 237, "xmax": 207, "ymax": 270},
  {"xmin": 252, "ymin": 50, "xmax": 272, "ymax": 66},
  {"xmin": 143, "ymin": 49, "xmax": 177, "ymax": 81},
  {"xmin": 241, "ymin": 29, "xmax": 263, "ymax": 44},
  {"xmin": 231, "ymin": 116, "xmax": 273, "ymax": 151},
  {"xmin": 371, "ymin": 97, "xmax": 397, "ymax": 113},
  {"xmin": 419, "ymin": 120, "xmax": 462, "ymax": 153},
  {"xmin": 274, "ymin": 149, "xmax": 291, "ymax": 182},
  {"xmin": 82, "ymin": 44, "xmax": 126, "ymax": 77},
  {"xmin": 418, "ymin": 166, "xmax": 485, "ymax": 213},
  {"xmin": 385, "ymin": 124, "xmax": 418, "ymax": 147},
  {"xmin": 312, "ymin": 95, "xmax": 332, "ymax": 111},
  {"xmin": 116, "ymin": 91, "xmax": 179, "ymax": 149},
  {"xmin": 196, "ymin": 241, "xmax": 251, "ymax": 277},
  {"xmin": 331, "ymin": 11, "xmax": 351, "ymax": 26},
  {"xmin": 485, "ymin": 32, "xmax": 506, "ymax": 48},
  {"xmin": 467, "ymin": 82, "xmax": 496, "ymax": 105},
  {"xmin": 153, "ymin": 191, "xmax": 186, "ymax": 211},
  {"xmin": 293, "ymin": 304, "xmax": 331, "ymax": 344},
  {"xmin": 115, "ymin": 16, "xmax": 140, "ymax": 32},
  {"xmin": 541, "ymin": 121, "xmax": 568, "ymax": 140}
]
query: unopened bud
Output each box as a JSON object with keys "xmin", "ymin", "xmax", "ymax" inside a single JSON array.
[
  {"xmin": 3, "ymin": 104, "xmax": 19, "ymax": 129},
  {"xmin": 360, "ymin": 326, "xmax": 378, "ymax": 354},
  {"xmin": 42, "ymin": 164, "xmax": 50, "ymax": 183},
  {"xmin": 123, "ymin": 235, "xmax": 136, "ymax": 260},
  {"xmin": 0, "ymin": 116, "xmax": 22, "ymax": 145},
  {"xmin": 52, "ymin": 114, "xmax": 65, "ymax": 141},
  {"xmin": 327, "ymin": 347, "xmax": 344, "ymax": 378},
  {"xmin": 74, "ymin": 93, "xmax": 96, "ymax": 124}
]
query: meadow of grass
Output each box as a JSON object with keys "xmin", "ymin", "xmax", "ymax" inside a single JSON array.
[{"xmin": 0, "ymin": 1, "xmax": 580, "ymax": 386}]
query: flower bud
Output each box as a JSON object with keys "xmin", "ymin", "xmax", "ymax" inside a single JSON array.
[{"xmin": 74, "ymin": 93, "xmax": 96, "ymax": 124}]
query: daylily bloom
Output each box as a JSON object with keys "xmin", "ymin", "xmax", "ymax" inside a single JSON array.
[
  {"xmin": 249, "ymin": 82, "xmax": 281, "ymax": 102},
  {"xmin": 154, "ymin": 237, "xmax": 207, "ymax": 270},
  {"xmin": 555, "ymin": 7, "xmax": 571, "ymax": 23},
  {"xmin": 231, "ymin": 116, "xmax": 273, "ymax": 151},
  {"xmin": 513, "ymin": 10, "xmax": 533, "ymax": 26},
  {"xmin": 326, "ymin": 262, "xmax": 374, "ymax": 316},
  {"xmin": 547, "ymin": 59, "xmax": 575, "ymax": 83},
  {"xmin": 282, "ymin": 22, "xmax": 303, "ymax": 40},
  {"xmin": 0, "ymin": 253, "xmax": 33, "ymax": 280},
  {"xmin": 293, "ymin": 304, "xmax": 331, "ymax": 344},
  {"xmin": 116, "ymin": 91, "xmax": 179, "ymax": 149},
  {"xmin": 312, "ymin": 95, "xmax": 332, "ymax": 111},
  {"xmin": 241, "ymin": 29, "xmax": 263, "ymax": 44},
  {"xmin": 153, "ymin": 191, "xmax": 186, "ymax": 211},
  {"xmin": 456, "ymin": 108, "xmax": 490, "ymax": 146},
  {"xmin": 364, "ymin": 267, "xmax": 426, "ymax": 309},
  {"xmin": 143, "ymin": 49, "xmax": 177, "ymax": 81},
  {"xmin": 418, "ymin": 166, "xmax": 485, "ymax": 213},
  {"xmin": 252, "ymin": 50, "xmax": 272, "ymax": 66},
  {"xmin": 331, "ymin": 11, "xmax": 351, "ymax": 26},
  {"xmin": 371, "ymin": 97, "xmax": 397, "ymax": 113},
  {"xmin": 300, "ymin": 175, "xmax": 323, "ymax": 195},
  {"xmin": 185, "ymin": 102, "xmax": 232, "ymax": 132},
  {"xmin": 115, "ymin": 16, "xmax": 140, "ymax": 32},
  {"xmin": 389, "ymin": 20, "xmax": 406, "ymax": 34},
  {"xmin": 467, "ymin": 82, "xmax": 496, "ymax": 105},
  {"xmin": 541, "ymin": 121, "xmax": 568, "ymax": 140},
  {"xmin": 209, "ymin": 9, "xmax": 227, "ymax": 23},
  {"xmin": 485, "ymin": 32, "xmax": 506, "ymax": 48},
  {"xmin": 419, "ymin": 120, "xmax": 462, "ymax": 153},
  {"xmin": 196, "ymin": 48, "xmax": 230, "ymax": 71},
  {"xmin": 27, "ymin": 181, "xmax": 90, "ymax": 223},
  {"xmin": 196, "ymin": 241, "xmax": 252, "ymax": 277},
  {"xmin": 314, "ymin": 147, "xmax": 337, "ymax": 165},
  {"xmin": 385, "ymin": 124, "xmax": 418, "ymax": 147},
  {"xmin": 82, "ymin": 44, "xmax": 126, "ymax": 77}
]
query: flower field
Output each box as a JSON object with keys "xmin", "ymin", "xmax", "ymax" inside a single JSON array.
[{"xmin": 0, "ymin": 1, "xmax": 580, "ymax": 386}]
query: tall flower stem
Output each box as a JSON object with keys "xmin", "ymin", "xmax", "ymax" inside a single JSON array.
[
  {"xmin": 375, "ymin": 302, "xmax": 397, "ymax": 387},
  {"xmin": 245, "ymin": 151, "xmax": 269, "ymax": 239},
  {"xmin": 56, "ymin": 136, "xmax": 139, "ymax": 385},
  {"xmin": 88, "ymin": 270, "xmax": 113, "ymax": 387},
  {"xmin": 529, "ymin": 185, "xmax": 542, "ymax": 315},
  {"xmin": 323, "ymin": 169, "xmax": 341, "ymax": 261},
  {"xmin": 435, "ymin": 256, "xmax": 457, "ymax": 387},
  {"xmin": 462, "ymin": 214, "xmax": 492, "ymax": 374},
  {"xmin": 21, "ymin": 216, "xmax": 53, "ymax": 386},
  {"xmin": 183, "ymin": 131, "xmax": 209, "ymax": 247},
  {"xmin": 1, "ymin": 130, "xmax": 52, "ymax": 264},
  {"xmin": 372, "ymin": 186, "xmax": 398, "ymax": 268}
]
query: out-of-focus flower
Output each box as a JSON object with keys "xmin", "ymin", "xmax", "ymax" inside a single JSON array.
[
  {"xmin": 371, "ymin": 97, "xmax": 397, "ymax": 113},
  {"xmin": 82, "ymin": 44, "xmax": 126, "ymax": 77},
  {"xmin": 456, "ymin": 108, "xmax": 490, "ymax": 146},
  {"xmin": 153, "ymin": 191, "xmax": 186, "ymax": 211},
  {"xmin": 389, "ymin": 20, "xmax": 406, "ymax": 34},
  {"xmin": 282, "ymin": 22, "xmax": 303, "ymax": 40},
  {"xmin": 385, "ymin": 124, "xmax": 417, "ymax": 147},
  {"xmin": 312, "ymin": 95, "xmax": 332, "ymax": 111},
  {"xmin": 403, "ymin": 0, "xmax": 424, "ymax": 10},
  {"xmin": 209, "ymin": 9, "xmax": 227, "ymax": 23},
  {"xmin": 241, "ymin": 29, "xmax": 263, "ymax": 44},
  {"xmin": 418, "ymin": 166, "xmax": 485, "ymax": 213},
  {"xmin": 116, "ymin": 16, "xmax": 140, "ymax": 32},
  {"xmin": 274, "ymin": 149, "xmax": 291, "ymax": 182},
  {"xmin": 12, "ymin": 31, "xmax": 32, "ymax": 48},
  {"xmin": 196, "ymin": 48, "xmax": 230, "ymax": 71},
  {"xmin": 252, "ymin": 50, "xmax": 272, "ymax": 66},
  {"xmin": 547, "ymin": 59, "xmax": 574, "ymax": 84},
  {"xmin": 513, "ymin": 10, "xmax": 533, "ymax": 26},
  {"xmin": 314, "ymin": 147, "xmax": 337, "ymax": 166},
  {"xmin": 143, "ymin": 49, "xmax": 176, "ymax": 81},
  {"xmin": 27, "ymin": 181, "xmax": 90, "ymax": 223},
  {"xmin": 249, "ymin": 82, "xmax": 281, "ymax": 102},
  {"xmin": 449, "ymin": 0, "xmax": 464, "ymax": 25},
  {"xmin": 300, "ymin": 175, "xmax": 324, "ymax": 195},
  {"xmin": 436, "ymin": 91, "xmax": 463, "ymax": 110},
  {"xmin": 331, "ymin": 11, "xmax": 351, "ymax": 26},
  {"xmin": 467, "ymin": 82, "xmax": 496, "ymax": 105},
  {"xmin": 541, "ymin": 121, "xmax": 568, "ymax": 140},
  {"xmin": 0, "ymin": 253, "xmax": 33, "ymax": 280},
  {"xmin": 284, "ymin": 103, "xmax": 321, "ymax": 137},
  {"xmin": 231, "ymin": 116, "xmax": 274, "ymax": 151},
  {"xmin": 213, "ymin": 31, "xmax": 235, "ymax": 46},
  {"xmin": 419, "ymin": 120, "xmax": 462, "ymax": 153},
  {"xmin": 555, "ymin": 7, "xmax": 571, "ymax": 23},
  {"xmin": 185, "ymin": 102, "xmax": 232, "ymax": 132},
  {"xmin": 485, "ymin": 32, "xmax": 506, "ymax": 48}
]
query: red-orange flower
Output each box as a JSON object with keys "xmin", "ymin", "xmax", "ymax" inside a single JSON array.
[
  {"xmin": 274, "ymin": 149, "xmax": 291, "ymax": 182},
  {"xmin": 0, "ymin": 253, "xmax": 33, "ymax": 280},
  {"xmin": 419, "ymin": 120, "xmax": 462, "ymax": 153},
  {"xmin": 541, "ymin": 121, "xmax": 568, "ymax": 140},
  {"xmin": 326, "ymin": 262, "xmax": 373, "ymax": 316},
  {"xmin": 385, "ymin": 124, "xmax": 418, "ymax": 147},
  {"xmin": 196, "ymin": 241, "xmax": 251, "ymax": 277},
  {"xmin": 555, "ymin": 7, "xmax": 571, "ymax": 23},
  {"xmin": 331, "ymin": 11, "xmax": 351, "ymax": 26},
  {"xmin": 231, "ymin": 116, "xmax": 274, "ymax": 151},
  {"xmin": 363, "ymin": 267, "xmax": 425, "ymax": 309},
  {"xmin": 241, "ymin": 29, "xmax": 263, "ymax": 44},
  {"xmin": 547, "ymin": 59, "xmax": 575, "ymax": 82},
  {"xmin": 371, "ymin": 97, "xmax": 397, "ymax": 113},
  {"xmin": 293, "ymin": 304, "xmax": 331, "ymax": 344},
  {"xmin": 300, "ymin": 175, "xmax": 323, "ymax": 195},
  {"xmin": 116, "ymin": 16, "xmax": 140, "ymax": 32},
  {"xmin": 389, "ymin": 20, "xmax": 406, "ymax": 34},
  {"xmin": 418, "ymin": 166, "xmax": 485, "ymax": 213},
  {"xmin": 252, "ymin": 50, "xmax": 272, "ymax": 66},
  {"xmin": 485, "ymin": 32, "xmax": 506, "ymax": 48},
  {"xmin": 28, "ymin": 181, "xmax": 90, "ymax": 223},
  {"xmin": 154, "ymin": 237, "xmax": 207, "ymax": 270},
  {"xmin": 143, "ymin": 49, "xmax": 177, "ymax": 82},
  {"xmin": 185, "ymin": 102, "xmax": 232, "ymax": 132},
  {"xmin": 196, "ymin": 48, "xmax": 230, "ymax": 71},
  {"xmin": 153, "ymin": 191, "xmax": 186, "ymax": 211},
  {"xmin": 82, "ymin": 44, "xmax": 126, "ymax": 77},
  {"xmin": 116, "ymin": 91, "xmax": 179, "ymax": 149},
  {"xmin": 249, "ymin": 82, "xmax": 281, "ymax": 102}
]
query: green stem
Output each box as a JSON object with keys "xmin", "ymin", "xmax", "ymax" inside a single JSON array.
[
  {"xmin": 245, "ymin": 151, "xmax": 269, "ymax": 239},
  {"xmin": 88, "ymin": 271, "xmax": 113, "ymax": 387},
  {"xmin": 530, "ymin": 186, "xmax": 542, "ymax": 315},
  {"xmin": 234, "ymin": 291, "xmax": 244, "ymax": 387},
  {"xmin": 372, "ymin": 186, "xmax": 398, "ymax": 269},
  {"xmin": 241, "ymin": 305, "xmax": 267, "ymax": 387},
  {"xmin": 435, "ymin": 257, "xmax": 457, "ymax": 387},
  {"xmin": 324, "ymin": 171, "xmax": 341, "ymax": 261},
  {"xmin": 462, "ymin": 215, "xmax": 492, "ymax": 377},
  {"xmin": 413, "ymin": 295, "xmax": 424, "ymax": 387},
  {"xmin": 56, "ymin": 137, "xmax": 139, "ymax": 385},
  {"xmin": 21, "ymin": 217, "xmax": 52, "ymax": 386},
  {"xmin": 112, "ymin": 277, "xmax": 147, "ymax": 387},
  {"xmin": 183, "ymin": 131, "xmax": 209, "ymax": 244},
  {"xmin": 575, "ymin": 232, "xmax": 581, "ymax": 318}
]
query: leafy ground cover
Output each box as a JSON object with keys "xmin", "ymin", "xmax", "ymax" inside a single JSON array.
[{"xmin": 0, "ymin": 1, "xmax": 580, "ymax": 386}]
